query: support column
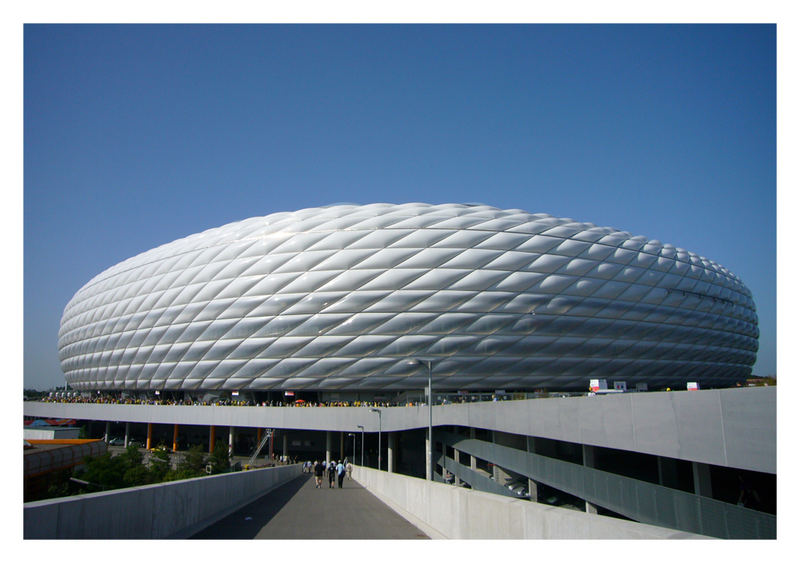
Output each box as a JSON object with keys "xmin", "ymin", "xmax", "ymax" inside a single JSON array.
[
  {"xmin": 209, "ymin": 426, "xmax": 216, "ymax": 453},
  {"xmin": 146, "ymin": 422, "xmax": 153, "ymax": 450},
  {"xmin": 469, "ymin": 427, "xmax": 477, "ymax": 471},
  {"xmin": 526, "ymin": 436, "xmax": 538, "ymax": 502},
  {"xmin": 282, "ymin": 433, "xmax": 288, "ymax": 461},
  {"xmin": 340, "ymin": 431, "xmax": 345, "ymax": 460},
  {"xmin": 387, "ymin": 432, "xmax": 396, "ymax": 473},
  {"xmin": 124, "ymin": 422, "xmax": 130, "ymax": 447},
  {"xmin": 172, "ymin": 424, "xmax": 179, "ymax": 452},
  {"xmin": 692, "ymin": 461, "xmax": 713, "ymax": 497},
  {"xmin": 491, "ymin": 431, "xmax": 499, "ymax": 481},
  {"xmin": 454, "ymin": 448, "xmax": 462, "ymax": 486},
  {"xmin": 104, "ymin": 421, "xmax": 111, "ymax": 443},
  {"xmin": 582, "ymin": 444, "xmax": 598, "ymax": 514},
  {"xmin": 490, "ymin": 431, "xmax": 512, "ymax": 485},
  {"xmin": 228, "ymin": 426, "xmax": 235, "ymax": 458},
  {"xmin": 326, "ymin": 431, "xmax": 332, "ymax": 464}
]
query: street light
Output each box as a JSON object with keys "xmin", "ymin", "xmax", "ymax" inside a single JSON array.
[
  {"xmin": 409, "ymin": 358, "xmax": 434, "ymax": 481},
  {"xmin": 357, "ymin": 424, "xmax": 364, "ymax": 466},
  {"xmin": 370, "ymin": 408, "xmax": 381, "ymax": 470},
  {"xmin": 348, "ymin": 433, "xmax": 356, "ymax": 465}
]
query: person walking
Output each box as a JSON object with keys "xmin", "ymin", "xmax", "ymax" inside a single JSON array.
[
  {"xmin": 328, "ymin": 460, "xmax": 337, "ymax": 488},
  {"xmin": 314, "ymin": 460, "xmax": 323, "ymax": 488},
  {"xmin": 336, "ymin": 459, "xmax": 346, "ymax": 488},
  {"xmin": 346, "ymin": 460, "xmax": 353, "ymax": 480}
]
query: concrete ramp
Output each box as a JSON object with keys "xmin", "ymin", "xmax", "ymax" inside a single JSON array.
[{"xmin": 191, "ymin": 472, "xmax": 428, "ymax": 539}]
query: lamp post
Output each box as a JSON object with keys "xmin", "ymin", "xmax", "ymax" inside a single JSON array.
[
  {"xmin": 357, "ymin": 424, "xmax": 364, "ymax": 466},
  {"xmin": 409, "ymin": 358, "xmax": 434, "ymax": 480},
  {"xmin": 348, "ymin": 433, "xmax": 356, "ymax": 464},
  {"xmin": 370, "ymin": 408, "xmax": 381, "ymax": 470}
]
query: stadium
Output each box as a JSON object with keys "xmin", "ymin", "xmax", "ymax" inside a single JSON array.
[{"xmin": 57, "ymin": 203, "xmax": 758, "ymax": 400}]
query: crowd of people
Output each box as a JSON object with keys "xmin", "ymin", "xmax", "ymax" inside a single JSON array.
[
  {"xmin": 40, "ymin": 394, "xmax": 425, "ymax": 408},
  {"xmin": 41, "ymin": 395, "xmax": 253, "ymax": 406},
  {"xmin": 305, "ymin": 458, "xmax": 352, "ymax": 488}
]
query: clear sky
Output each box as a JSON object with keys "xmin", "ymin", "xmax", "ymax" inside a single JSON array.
[{"xmin": 23, "ymin": 24, "xmax": 776, "ymax": 390}]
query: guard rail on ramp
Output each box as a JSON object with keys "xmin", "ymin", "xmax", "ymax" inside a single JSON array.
[
  {"xmin": 24, "ymin": 464, "xmax": 302, "ymax": 539},
  {"xmin": 352, "ymin": 466, "xmax": 708, "ymax": 539}
]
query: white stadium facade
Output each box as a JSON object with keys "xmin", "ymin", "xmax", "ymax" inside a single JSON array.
[{"xmin": 58, "ymin": 203, "xmax": 757, "ymax": 397}]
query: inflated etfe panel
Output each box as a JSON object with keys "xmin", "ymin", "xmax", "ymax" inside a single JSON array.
[{"xmin": 58, "ymin": 203, "xmax": 758, "ymax": 392}]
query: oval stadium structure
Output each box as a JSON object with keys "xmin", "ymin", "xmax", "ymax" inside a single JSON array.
[{"xmin": 57, "ymin": 203, "xmax": 758, "ymax": 395}]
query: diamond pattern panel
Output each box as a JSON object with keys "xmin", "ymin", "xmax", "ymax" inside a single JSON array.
[{"xmin": 58, "ymin": 203, "xmax": 758, "ymax": 392}]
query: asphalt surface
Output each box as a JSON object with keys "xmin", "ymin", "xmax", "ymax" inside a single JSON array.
[{"xmin": 191, "ymin": 472, "xmax": 429, "ymax": 540}]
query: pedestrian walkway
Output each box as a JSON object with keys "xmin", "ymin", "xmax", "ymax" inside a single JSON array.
[{"xmin": 191, "ymin": 472, "xmax": 429, "ymax": 539}]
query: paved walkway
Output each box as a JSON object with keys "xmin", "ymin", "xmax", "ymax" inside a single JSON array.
[{"xmin": 191, "ymin": 472, "xmax": 429, "ymax": 539}]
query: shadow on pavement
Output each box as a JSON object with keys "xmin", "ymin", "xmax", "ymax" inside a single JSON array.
[{"xmin": 191, "ymin": 473, "xmax": 309, "ymax": 539}]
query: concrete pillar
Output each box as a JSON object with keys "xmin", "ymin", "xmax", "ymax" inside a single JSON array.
[
  {"xmin": 228, "ymin": 426, "xmax": 235, "ymax": 458},
  {"xmin": 282, "ymin": 433, "xmax": 288, "ymax": 460},
  {"xmin": 326, "ymin": 431, "xmax": 332, "ymax": 463},
  {"xmin": 692, "ymin": 461, "xmax": 713, "ymax": 497},
  {"xmin": 454, "ymin": 449, "xmax": 462, "ymax": 486},
  {"xmin": 124, "ymin": 422, "xmax": 130, "ymax": 447},
  {"xmin": 340, "ymin": 431, "xmax": 345, "ymax": 460},
  {"xmin": 527, "ymin": 477, "xmax": 539, "ymax": 502},
  {"xmin": 469, "ymin": 427, "xmax": 477, "ymax": 471},
  {"xmin": 387, "ymin": 432, "xmax": 396, "ymax": 473},
  {"xmin": 104, "ymin": 421, "xmax": 110, "ymax": 443},
  {"xmin": 582, "ymin": 444, "xmax": 598, "ymax": 514},
  {"xmin": 491, "ymin": 431, "xmax": 498, "ymax": 481},
  {"xmin": 209, "ymin": 426, "xmax": 216, "ymax": 453},
  {"xmin": 490, "ymin": 431, "xmax": 513, "ymax": 484},
  {"xmin": 146, "ymin": 422, "xmax": 153, "ymax": 450},
  {"xmin": 172, "ymin": 424, "xmax": 179, "ymax": 452},
  {"xmin": 525, "ymin": 436, "xmax": 538, "ymax": 502}
]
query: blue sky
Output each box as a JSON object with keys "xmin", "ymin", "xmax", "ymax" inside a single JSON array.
[{"xmin": 23, "ymin": 24, "xmax": 776, "ymax": 390}]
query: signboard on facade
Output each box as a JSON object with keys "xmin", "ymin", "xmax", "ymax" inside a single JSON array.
[{"xmin": 590, "ymin": 379, "xmax": 608, "ymax": 392}]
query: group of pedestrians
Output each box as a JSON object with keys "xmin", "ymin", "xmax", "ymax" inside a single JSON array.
[{"xmin": 307, "ymin": 459, "xmax": 351, "ymax": 489}]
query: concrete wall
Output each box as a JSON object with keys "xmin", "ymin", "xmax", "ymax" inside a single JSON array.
[
  {"xmin": 24, "ymin": 386, "xmax": 775, "ymax": 473},
  {"xmin": 24, "ymin": 427, "xmax": 81, "ymax": 440},
  {"xmin": 24, "ymin": 464, "xmax": 301, "ymax": 539},
  {"xmin": 352, "ymin": 466, "xmax": 707, "ymax": 539}
]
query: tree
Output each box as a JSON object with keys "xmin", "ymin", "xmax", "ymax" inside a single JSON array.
[
  {"xmin": 207, "ymin": 440, "xmax": 230, "ymax": 475},
  {"xmin": 74, "ymin": 452, "xmax": 127, "ymax": 491},
  {"xmin": 166, "ymin": 445, "xmax": 207, "ymax": 481},
  {"xmin": 148, "ymin": 446, "xmax": 172, "ymax": 482},
  {"xmin": 122, "ymin": 463, "xmax": 150, "ymax": 486},
  {"xmin": 120, "ymin": 443, "xmax": 143, "ymax": 466},
  {"xmin": 74, "ymin": 444, "xmax": 147, "ymax": 491}
]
